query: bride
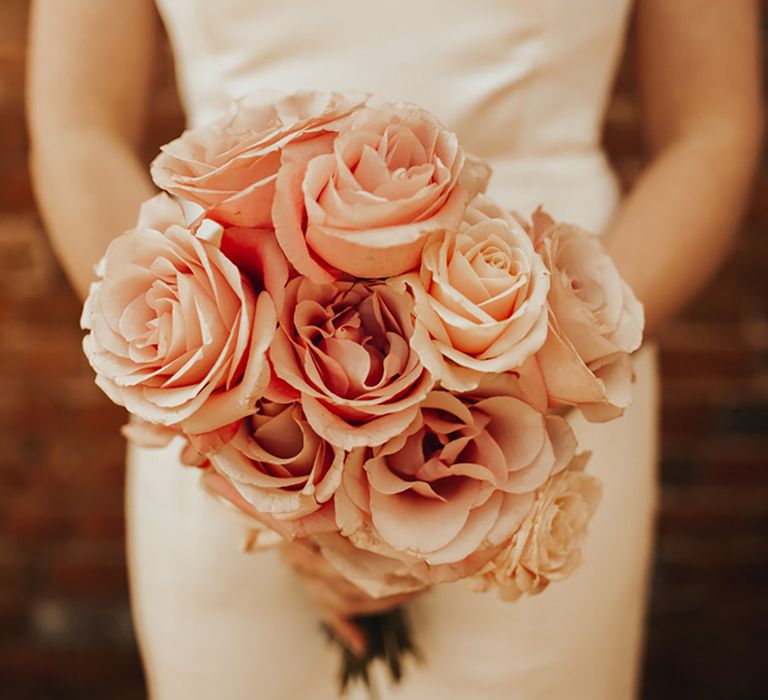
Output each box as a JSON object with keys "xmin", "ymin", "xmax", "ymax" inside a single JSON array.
[{"xmin": 27, "ymin": 1, "xmax": 762, "ymax": 698}]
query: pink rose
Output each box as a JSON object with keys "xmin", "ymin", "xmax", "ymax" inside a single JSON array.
[
  {"xmin": 201, "ymin": 468, "xmax": 339, "ymax": 541},
  {"xmin": 531, "ymin": 210, "xmax": 645, "ymax": 421},
  {"xmin": 273, "ymin": 102, "xmax": 490, "ymax": 283},
  {"xmin": 334, "ymin": 390, "xmax": 576, "ymax": 568},
  {"xmin": 313, "ymin": 531, "xmax": 432, "ymax": 598},
  {"xmin": 473, "ymin": 453, "xmax": 601, "ymax": 601},
  {"xmin": 269, "ymin": 278, "xmax": 434, "ymax": 449},
  {"xmin": 398, "ymin": 194, "xmax": 550, "ymax": 391},
  {"xmin": 150, "ymin": 91, "xmax": 367, "ymax": 228},
  {"xmin": 81, "ymin": 194, "xmax": 287, "ymax": 433},
  {"xmin": 207, "ymin": 400, "xmax": 345, "ymax": 520}
]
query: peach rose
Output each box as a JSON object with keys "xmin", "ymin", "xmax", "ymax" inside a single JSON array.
[
  {"xmin": 150, "ymin": 91, "xmax": 367, "ymax": 228},
  {"xmin": 81, "ymin": 194, "xmax": 287, "ymax": 433},
  {"xmin": 334, "ymin": 390, "xmax": 576, "ymax": 568},
  {"xmin": 269, "ymin": 278, "xmax": 434, "ymax": 449},
  {"xmin": 272, "ymin": 102, "xmax": 490, "ymax": 283},
  {"xmin": 207, "ymin": 400, "xmax": 345, "ymax": 521},
  {"xmin": 201, "ymin": 468, "xmax": 339, "ymax": 542},
  {"xmin": 531, "ymin": 210, "xmax": 644, "ymax": 421},
  {"xmin": 474, "ymin": 453, "xmax": 601, "ymax": 601},
  {"xmin": 397, "ymin": 194, "xmax": 550, "ymax": 391},
  {"xmin": 313, "ymin": 531, "xmax": 432, "ymax": 599}
]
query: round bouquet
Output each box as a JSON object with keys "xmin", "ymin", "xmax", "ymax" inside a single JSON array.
[{"xmin": 82, "ymin": 90, "xmax": 643, "ymax": 694}]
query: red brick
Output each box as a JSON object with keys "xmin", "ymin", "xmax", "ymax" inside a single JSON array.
[
  {"xmin": 1, "ymin": 325, "xmax": 88, "ymax": 380},
  {"xmin": 0, "ymin": 645, "xmax": 145, "ymax": 698},
  {"xmin": 0, "ymin": 540, "xmax": 26, "ymax": 627},
  {"xmin": 0, "ymin": 214, "xmax": 55, "ymax": 298},
  {"xmin": 51, "ymin": 542, "xmax": 129, "ymax": 598},
  {"xmin": 0, "ymin": 172, "xmax": 34, "ymax": 211},
  {"xmin": 659, "ymin": 330, "xmax": 756, "ymax": 386},
  {"xmin": 4, "ymin": 492, "xmax": 72, "ymax": 542},
  {"xmin": 0, "ymin": 1, "xmax": 28, "ymax": 107},
  {"xmin": 660, "ymin": 483, "xmax": 768, "ymax": 525},
  {"xmin": 707, "ymin": 447, "xmax": 768, "ymax": 485},
  {"xmin": 74, "ymin": 507, "xmax": 126, "ymax": 540}
]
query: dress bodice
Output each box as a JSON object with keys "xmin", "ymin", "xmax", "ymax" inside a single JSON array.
[{"xmin": 155, "ymin": 0, "xmax": 633, "ymax": 229}]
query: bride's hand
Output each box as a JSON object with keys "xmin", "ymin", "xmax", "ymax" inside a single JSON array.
[{"xmin": 280, "ymin": 541, "xmax": 420, "ymax": 656}]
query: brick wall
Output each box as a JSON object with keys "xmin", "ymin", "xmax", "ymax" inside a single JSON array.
[{"xmin": 1, "ymin": 2, "xmax": 766, "ymax": 698}]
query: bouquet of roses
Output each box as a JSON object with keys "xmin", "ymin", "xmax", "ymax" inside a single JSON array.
[{"xmin": 81, "ymin": 91, "xmax": 643, "ymax": 693}]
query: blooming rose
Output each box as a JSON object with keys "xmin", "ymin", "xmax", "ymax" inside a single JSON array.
[
  {"xmin": 313, "ymin": 531, "xmax": 432, "ymax": 598},
  {"xmin": 334, "ymin": 390, "xmax": 576, "ymax": 569},
  {"xmin": 201, "ymin": 468, "xmax": 339, "ymax": 542},
  {"xmin": 207, "ymin": 400, "xmax": 345, "ymax": 520},
  {"xmin": 531, "ymin": 210, "xmax": 644, "ymax": 421},
  {"xmin": 81, "ymin": 194, "xmax": 287, "ymax": 433},
  {"xmin": 269, "ymin": 278, "xmax": 434, "ymax": 449},
  {"xmin": 398, "ymin": 194, "xmax": 550, "ymax": 391},
  {"xmin": 150, "ymin": 91, "xmax": 367, "ymax": 228},
  {"xmin": 473, "ymin": 453, "xmax": 601, "ymax": 600},
  {"xmin": 273, "ymin": 102, "xmax": 490, "ymax": 282}
]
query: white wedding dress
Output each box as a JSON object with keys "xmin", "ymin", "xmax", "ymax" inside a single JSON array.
[{"xmin": 127, "ymin": 1, "xmax": 658, "ymax": 697}]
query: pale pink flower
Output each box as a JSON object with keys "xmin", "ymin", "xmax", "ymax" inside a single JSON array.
[
  {"xmin": 269, "ymin": 278, "xmax": 434, "ymax": 450},
  {"xmin": 272, "ymin": 102, "xmax": 490, "ymax": 282},
  {"xmin": 151, "ymin": 91, "xmax": 367, "ymax": 227},
  {"xmin": 207, "ymin": 400, "xmax": 345, "ymax": 521},
  {"xmin": 531, "ymin": 210, "xmax": 645, "ymax": 421},
  {"xmin": 473, "ymin": 453, "xmax": 601, "ymax": 600},
  {"xmin": 334, "ymin": 390, "xmax": 576, "ymax": 569},
  {"xmin": 312, "ymin": 527, "xmax": 509, "ymax": 599},
  {"xmin": 398, "ymin": 194, "xmax": 549, "ymax": 391},
  {"xmin": 313, "ymin": 531, "xmax": 434, "ymax": 599},
  {"xmin": 201, "ymin": 468, "xmax": 339, "ymax": 541},
  {"xmin": 81, "ymin": 194, "xmax": 287, "ymax": 433}
]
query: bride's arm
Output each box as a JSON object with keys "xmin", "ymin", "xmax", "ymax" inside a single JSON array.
[
  {"xmin": 27, "ymin": 0, "xmax": 158, "ymax": 300},
  {"xmin": 606, "ymin": 0, "xmax": 763, "ymax": 334}
]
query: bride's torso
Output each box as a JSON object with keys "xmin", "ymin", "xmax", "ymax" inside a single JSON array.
[
  {"xmin": 155, "ymin": 0, "xmax": 633, "ymax": 229},
  {"xmin": 134, "ymin": 8, "xmax": 659, "ymax": 697}
]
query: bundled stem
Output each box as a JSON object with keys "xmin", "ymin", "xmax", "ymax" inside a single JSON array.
[{"xmin": 322, "ymin": 606, "xmax": 422, "ymax": 698}]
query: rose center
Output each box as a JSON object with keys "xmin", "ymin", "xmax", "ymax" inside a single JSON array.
[
  {"xmin": 480, "ymin": 245, "xmax": 512, "ymax": 272},
  {"xmin": 422, "ymin": 432, "xmax": 443, "ymax": 459},
  {"xmin": 307, "ymin": 293, "xmax": 402, "ymax": 396}
]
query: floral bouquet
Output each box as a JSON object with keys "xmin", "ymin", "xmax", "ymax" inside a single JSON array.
[{"xmin": 81, "ymin": 91, "xmax": 643, "ymax": 694}]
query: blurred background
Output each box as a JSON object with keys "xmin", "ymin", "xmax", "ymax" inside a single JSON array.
[{"xmin": 0, "ymin": 2, "xmax": 766, "ymax": 698}]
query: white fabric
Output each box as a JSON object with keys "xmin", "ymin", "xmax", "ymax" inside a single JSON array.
[
  {"xmin": 128, "ymin": 1, "xmax": 658, "ymax": 697},
  {"xmin": 155, "ymin": 0, "xmax": 631, "ymax": 231}
]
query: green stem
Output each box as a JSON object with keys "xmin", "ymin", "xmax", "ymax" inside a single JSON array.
[{"xmin": 322, "ymin": 607, "xmax": 421, "ymax": 698}]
